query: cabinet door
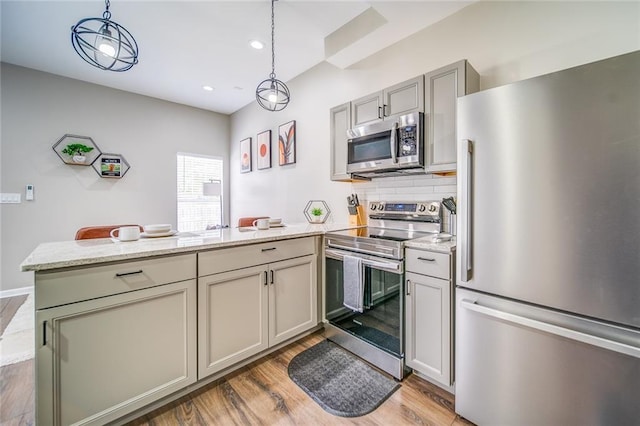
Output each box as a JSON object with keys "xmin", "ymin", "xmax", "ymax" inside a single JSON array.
[
  {"xmin": 384, "ymin": 76, "xmax": 424, "ymax": 118},
  {"xmin": 198, "ymin": 265, "xmax": 268, "ymax": 379},
  {"xmin": 405, "ymin": 272, "xmax": 451, "ymax": 386},
  {"xmin": 36, "ymin": 280, "xmax": 197, "ymax": 426},
  {"xmin": 269, "ymin": 255, "xmax": 318, "ymax": 346},
  {"xmin": 351, "ymin": 91, "xmax": 384, "ymax": 127},
  {"xmin": 425, "ymin": 61, "xmax": 466, "ymax": 173},
  {"xmin": 330, "ymin": 102, "xmax": 352, "ymax": 181}
]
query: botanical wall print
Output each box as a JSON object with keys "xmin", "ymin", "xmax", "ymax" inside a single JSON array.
[
  {"xmin": 278, "ymin": 120, "xmax": 296, "ymax": 166},
  {"xmin": 257, "ymin": 130, "xmax": 272, "ymax": 170},
  {"xmin": 240, "ymin": 137, "xmax": 252, "ymax": 173}
]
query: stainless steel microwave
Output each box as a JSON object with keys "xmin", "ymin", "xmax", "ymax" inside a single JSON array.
[{"xmin": 347, "ymin": 112, "xmax": 424, "ymax": 177}]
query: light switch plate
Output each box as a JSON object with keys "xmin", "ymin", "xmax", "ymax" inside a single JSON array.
[{"xmin": 0, "ymin": 193, "xmax": 21, "ymax": 203}]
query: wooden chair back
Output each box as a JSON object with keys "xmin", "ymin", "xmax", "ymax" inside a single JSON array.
[{"xmin": 75, "ymin": 225, "xmax": 144, "ymax": 240}]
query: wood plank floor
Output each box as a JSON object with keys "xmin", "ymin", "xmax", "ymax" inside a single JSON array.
[
  {"xmin": 128, "ymin": 332, "xmax": 472, "ymax": 426},
  {"xmin": 0, "ymin": 293, "xmax": 471, "ymax": 426},
  {"xmin": 0, "ymin": 294, "xmax": 28, "ymax": 335}
]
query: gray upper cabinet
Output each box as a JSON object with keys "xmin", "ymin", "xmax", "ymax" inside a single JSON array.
[
  {"xmin": 330, "ymin": 102, "xmax": 352, "ymax": 181},
  {"xmin": 351, "ymin": 76, "xmax": 425, "ymax": 127},
  {"xmin": 424, "ymin": 60, "xmax": 479, "ymax": 173},
  {"xmin": 384, "ymin": 76, "xmax": 424, "ymax": 118}
]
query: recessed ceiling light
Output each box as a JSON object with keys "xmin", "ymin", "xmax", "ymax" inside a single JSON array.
[
  {"xmin": 202, "ymin": 85, "xmax": 214, "ymax": 92},
  {"xmin": 249, "ymin": 40, "xmax": 264, "ymax": 50}
]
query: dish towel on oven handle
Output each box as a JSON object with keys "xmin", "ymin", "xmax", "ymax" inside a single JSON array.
[{"xmin": 343, "ymin": 255, "xmax": 364, "ymax": 313}]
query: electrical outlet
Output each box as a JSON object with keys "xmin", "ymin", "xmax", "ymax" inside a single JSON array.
[{"xmin": 0, "ymin": 193, "xmax": 21, "ymax": 203}]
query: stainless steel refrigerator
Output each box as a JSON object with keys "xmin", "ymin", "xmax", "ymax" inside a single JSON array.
[{"xmin": 455, "ymin": 51, "xmax": 640, "ymax": 425}]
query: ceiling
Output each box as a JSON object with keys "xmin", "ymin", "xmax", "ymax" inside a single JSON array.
[{"xmin": 0, "ymin": 1, "xmax": 473, "ymax": 114}]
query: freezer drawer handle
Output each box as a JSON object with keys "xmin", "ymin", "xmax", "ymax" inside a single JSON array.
[
  {"xmin": 417, "ymin": 257, "xmax": 436, "ymax": 262},
  {"xmin": 461, "ymin": 299, "xmax": 640, "ymax": 359}
]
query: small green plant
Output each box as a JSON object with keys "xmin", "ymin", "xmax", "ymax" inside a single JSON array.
[
  {"xmin": 311, "ymin": 207, "xmax": 323, "ymax": 217},
  {"xmin": 62, "ymin": 143, "xmax": 94, "ymax": 156}
]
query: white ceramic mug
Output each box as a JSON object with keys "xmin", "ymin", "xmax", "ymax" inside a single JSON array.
[
  {"xmin": 252, "ymin": 218, "xmax": 270, "ymax": 230},
  {"xmin": 110, "ymin": 226, "xmax": 140, "ymax": 241}
]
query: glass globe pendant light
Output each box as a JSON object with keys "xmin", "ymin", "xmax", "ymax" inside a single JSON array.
[
  {"xmin": 256, "ymin": 0, "xmax": 290, "ymax": 111},
  {"xmin": 71, "ymin": 0, "xmax": 139, "ymax": 72}
]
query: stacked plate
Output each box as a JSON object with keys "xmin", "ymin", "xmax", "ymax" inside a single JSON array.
[{"xmin": 142, "ymin": 224, "xmax": 177, "ymax": 238}]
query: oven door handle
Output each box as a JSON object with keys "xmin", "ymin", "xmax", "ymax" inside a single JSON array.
[{"xmin": 325, "ymin": 248, "xmax": 403, "ymax": 273}]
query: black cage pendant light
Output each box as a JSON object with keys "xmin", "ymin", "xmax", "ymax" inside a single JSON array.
[
  {"xmin": 256, "ymin": 0, "xmax": 290, "ymax": 111},
  {"xmin": 71, "ymin": 0, "xmax": 139, "ymax": 72}
]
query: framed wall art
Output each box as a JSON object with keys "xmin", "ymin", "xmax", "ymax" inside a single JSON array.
[
  {"xmin": 92, "ymin": 153, "xmax": 131, "ymax": 179},
  {"xmin": 240, "ymin": 137, "xmax": 252, "ymax": 173},
  {"xmin": 278, "ymin": 120, "xmax": 296, "ymax": 166},
  {"xmin": 257, "ymin": 130, "xmax": 272, "ymax": 170}
]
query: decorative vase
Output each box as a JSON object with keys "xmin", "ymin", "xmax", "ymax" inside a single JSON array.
[{"xmin": 72, "ymin": 155, "xmax": 87, "ymax": 163}]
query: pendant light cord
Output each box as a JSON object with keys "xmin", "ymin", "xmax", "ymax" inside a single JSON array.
[
  {"xmin": 103, "ymin": 0, "xmax": 112, "ymax": 21},
  {"xmin": 270, "ymin": 0, "xmax": 276, "ymax": 79}
]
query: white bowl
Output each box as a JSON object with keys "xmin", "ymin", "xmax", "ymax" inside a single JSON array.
[
  {"xmin": 269, "ymin": 218, "xmax": 282, "ymax": 225},
  {"xmin": 144, "ymin": 224, "xmax": 172, "ymax": 234}
]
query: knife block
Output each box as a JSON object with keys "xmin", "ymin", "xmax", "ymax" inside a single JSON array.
[{"xmin": 349, "ymin": 205, "xmax": 366, "ymax": 226}]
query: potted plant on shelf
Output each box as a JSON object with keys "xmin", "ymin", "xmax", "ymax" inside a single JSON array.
[
  {"xmin": 310, "ymin": 207, "xmax": 324, "ymax": 223},
  {"xmin": 62, "ymin": 143, "xmax": 94, "ymax": 164}
]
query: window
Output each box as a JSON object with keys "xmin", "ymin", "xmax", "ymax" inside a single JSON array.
[{"xmin": 177, "ymin": 153, "xmax": 223, "ymax": 232}]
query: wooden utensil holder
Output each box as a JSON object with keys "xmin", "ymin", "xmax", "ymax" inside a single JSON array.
[{"xmin": 349, "ymin": 205, "xmax": 366, "ymax": 226}]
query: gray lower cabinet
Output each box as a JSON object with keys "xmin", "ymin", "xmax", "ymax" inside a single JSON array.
[
  {"xmin": 424, "ymin": 60, "xmax": 479, "ymax": 173},
  {"xmin": 330, "ymin": 102, "xmax": 352, "ymax": 181},
  {"xmin": 36, "ymin": 279, "xmax": 197, "ymax": 426},
  {"xmin": 198, "ymin": 252, "xmax": 318, "ymax": 379},
  {"xmin": 404, "ymin": 248, "xmax": 454, "ymax": 387}
]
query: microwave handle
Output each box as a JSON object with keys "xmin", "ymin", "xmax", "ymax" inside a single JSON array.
[{"xmin": 390, "ymin": 121, "xmax": 398, "ymax": 163}]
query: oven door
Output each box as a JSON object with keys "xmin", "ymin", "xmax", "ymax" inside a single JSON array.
[{"xmin": 324, "ymin": 248, "xmax": 404, "ymax": 357}]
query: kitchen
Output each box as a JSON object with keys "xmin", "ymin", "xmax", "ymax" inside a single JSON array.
[{"xmin": 1, "ymin": 1, "xmax": 639, "ymax": 425}]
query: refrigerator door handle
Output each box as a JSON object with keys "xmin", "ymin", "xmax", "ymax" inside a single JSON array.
[
  {"xmin": 458, "ymin": 139, "xmax": 473, "ymax": 282},
  {"xmin": 460, "ymin": 299, "xmax": 640, "ymax": 359}
]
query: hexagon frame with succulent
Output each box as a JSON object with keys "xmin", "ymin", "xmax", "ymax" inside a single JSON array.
[
  {"xmin": 52, "ymin": 134, "xmax": 102, "ymax": 166},
  {"xmin": 304, "ymin": 200, "xmax": 331, "ymax": 224}
]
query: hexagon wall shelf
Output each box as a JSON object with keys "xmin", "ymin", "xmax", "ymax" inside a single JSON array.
[
  {"xmin": 304, "ymin": 200, "xmax": 331, "ymax": 224},
  {"xmin": 52, "ymin": 134, "xmax": 102, "ymax": 166},
  {"xmin": 92, "ymin": 153, "xmax": 131, "ymax": 179}
]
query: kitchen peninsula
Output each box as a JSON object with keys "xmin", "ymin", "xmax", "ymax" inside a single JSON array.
[{"xmin": 21, "ymin": 224, "xmax": 348, "ymax": 425}]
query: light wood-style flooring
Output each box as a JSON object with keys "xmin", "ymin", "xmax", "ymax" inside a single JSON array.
[
  {"xmin": 128, "ymin": 332, "xmax": 471, "ymax": 426},
  {"xmin": 1, "ymin": 293, "xmax": 471, "ymax": 426}
]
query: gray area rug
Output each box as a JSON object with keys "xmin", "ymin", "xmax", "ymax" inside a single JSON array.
[{"xmin": 288, "ymin": 340, "xmax": 400, "ymax": 417}]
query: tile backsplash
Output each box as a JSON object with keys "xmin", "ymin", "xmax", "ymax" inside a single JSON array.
[{"xmin": 351, "ymin": 173, "xmax": 457, "ymax": 233}]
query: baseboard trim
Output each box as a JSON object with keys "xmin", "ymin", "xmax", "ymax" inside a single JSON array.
[{"xmin": 0, "ymin": 286, "xmax": 34, "ymax": 299}]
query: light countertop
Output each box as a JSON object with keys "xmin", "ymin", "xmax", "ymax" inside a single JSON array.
[
  {"xmin": 21, "ymin": 223, "xmax": 456, "ymax": 272},
  {"xmin": 21, "ymin": 223, "xmax": 354, "ymax": 272},
  {"xmin": 404, "ymin": 235, "xmax": 457, "ymax": 253}
]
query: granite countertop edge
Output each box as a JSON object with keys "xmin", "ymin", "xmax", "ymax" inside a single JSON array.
[
  {"xmin": 21, "ymin": 224, "xmax": 457, "ymax": 272},
  {"xmin": 21, "ymin": 223, "xmax": 353, "ymax": 272}
]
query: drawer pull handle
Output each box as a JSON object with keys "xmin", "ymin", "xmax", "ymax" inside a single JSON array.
[
  {"xmin": 261, "ymin": 247, "xmax": 277, "ymax": 252},
  {"xmin": 417, "ymin": 257, "xmax": 436, "ymax": 262},
  {"xmin": 115, "ymin": 270, "xmax": 144, "ymax": 277}
]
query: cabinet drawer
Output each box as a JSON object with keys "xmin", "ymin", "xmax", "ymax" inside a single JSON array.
[
  {"xmin": 36, "ymin": 254, "xmax": 196, "ymax": 309},
  {"xmin": 198, "ymin": 237, "xmax": 316, "ymax": 277},
  {"xmin": 405, "ymin": 249, "xmax": 450, "ymax": 279}
]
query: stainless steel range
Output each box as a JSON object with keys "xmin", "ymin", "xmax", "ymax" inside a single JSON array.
[{"xmin": 323, "ymin": 201, "xmax": 441, "ymax": 379}]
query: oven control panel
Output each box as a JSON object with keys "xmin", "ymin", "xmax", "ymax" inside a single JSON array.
[{"xmin": 369, "ymin": 201, "xmax": 440, "ymax": 217}]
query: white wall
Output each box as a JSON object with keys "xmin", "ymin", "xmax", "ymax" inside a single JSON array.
[
  {"xmin": 229, "ymin": 1, "xmax": 639, "ymax": 225},
  {"xmin": 0, "ymin": 64, "xmax": 229, "ymax": 292}
]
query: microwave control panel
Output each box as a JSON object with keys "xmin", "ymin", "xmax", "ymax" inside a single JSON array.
[{"xmin": 398, "ymin": 124, "xmax": 418, "ymax": 156}]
